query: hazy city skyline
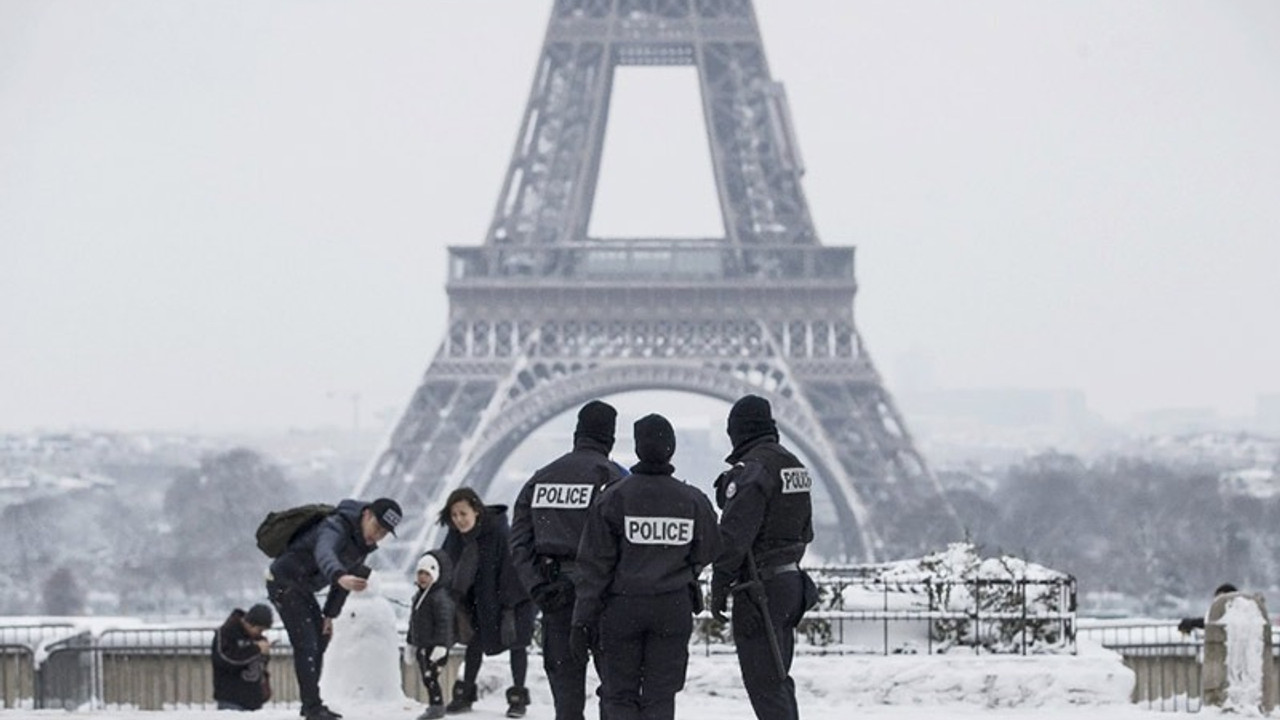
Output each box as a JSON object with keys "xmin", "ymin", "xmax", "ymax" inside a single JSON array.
[{"xmin": 3, "ymin": 1, "xmax": 1278, "ymax": 433}]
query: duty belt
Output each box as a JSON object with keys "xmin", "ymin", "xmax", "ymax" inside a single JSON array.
[
  {"xmin": 539, "ymin": 555, "xmax": 577, "ymax": 579},
  {"xmin": 758, "ymin": 562, "xmax": 800, "ymax": 581}
]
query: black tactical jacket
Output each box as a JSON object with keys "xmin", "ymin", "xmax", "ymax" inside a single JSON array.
[
  {"xmin": 712, "ymin": 436, "xmax": 813, "ymax": 593},
  {"xmin": 509, "ymin": 437, "xmax": 626, "ymax": 593},
  {"xmin": 572, "ymin": 464, "xmax": 720, "ymax": 626}
]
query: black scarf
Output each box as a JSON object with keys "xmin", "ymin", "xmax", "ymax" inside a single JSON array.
[
  {"xmin": 452, "ymin": 530, "xmax": 480, "ymax": 598},
  {"xmin": 630, "ymin": 460, "xmax": 674, "ymax": 476}
]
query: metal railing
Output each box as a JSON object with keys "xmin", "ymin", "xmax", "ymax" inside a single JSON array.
[
  {"xmin": 693, "ymin": 570, "xmax": 1078, "ymax": 656},
  {"xmin": 0, "ymin": 571, "xmax": 1084, "ymax": 709},
  {"xmin": 4, "ymin": 624, "xmax": 460, "ymax": 711},
  {"xmin": 0, "ymin": 644, "xmax": 36, "ymax": 709},
  {"xmin": 447, "ymin": 241, "xmax": 856, "ymax": 284},
  {"xmin": 1078, "ymin": 621, "xmax": 1280, "ymax": 713},
  {"xmin": 6, "ymin": 619, "xmax": 1226, "ymax": 712},
  {"xmin": 0, "ymin": 623, "xmax": 76, "ymax": 648}
]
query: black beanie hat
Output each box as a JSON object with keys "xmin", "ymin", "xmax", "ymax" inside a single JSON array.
[
  {"xmin": 245, "ymin": 603, "xmax": 274, "ymax": 629},
  {"xmin": 634, "ymin": 413, "xmax": 676, "ymax": 464},
  {"xmin": 727, "ymin": 394, "xmax": 777, "ymax": 448},
  {"xmin": 575, "ymin": 400, "xmax": 617, "ymax": 445}
]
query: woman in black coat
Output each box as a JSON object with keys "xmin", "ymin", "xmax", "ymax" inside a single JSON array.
[{"xmin": 439, "ymin": 487, "xmax": 536, "ymax": 717}]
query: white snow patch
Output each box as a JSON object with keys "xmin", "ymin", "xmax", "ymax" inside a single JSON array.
[{"xmin": 1221, "ymin": 596, "xmax": 1268, "ymax": 714}]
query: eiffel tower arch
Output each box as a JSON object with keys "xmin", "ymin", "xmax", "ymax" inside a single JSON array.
[{"xmin": 356, "ymin": 0, "xmax": 962, "ymax": 572}]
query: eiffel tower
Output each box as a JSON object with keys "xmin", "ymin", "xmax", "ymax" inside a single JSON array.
[{"xmin": 356, "ymin": 0, "xmax": 961, "ymax": 572}]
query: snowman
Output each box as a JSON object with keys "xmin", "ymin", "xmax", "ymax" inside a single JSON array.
[{"xmin": 319, "ymin": 570, "xmax": 414, "ymax": 710}]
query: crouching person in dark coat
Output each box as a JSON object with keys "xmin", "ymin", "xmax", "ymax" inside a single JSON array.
[
  {"xmin": 212, "ymin": 603, "xmax": 275, "ymax": 711},
  {"xmin": 571, "ymin": 414, "xmax": 721, "ymax": 720},
  {"xmin": 406, "ymin": 550, "xmax": 456, "ymax": 720}
]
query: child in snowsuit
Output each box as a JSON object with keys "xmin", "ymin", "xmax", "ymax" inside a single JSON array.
[{"xmin": 407, "ymin": 550, "xmax": 456, "ymax": 720}]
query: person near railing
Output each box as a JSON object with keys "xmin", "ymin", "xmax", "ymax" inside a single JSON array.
[
  {"xmin": 509, "ymin": 400, "xmax": 627, "ymax": 720},
  {"xmin": 406, "ymin": 550, "xmax": 456, "ymax": 720},
  {"xmin": 710, "ymin": 395, "xmax": 819, "ymax": 720},
  {"xmin": 211, "ymin": 603, "xmax": 275, "ymax": 711},
  {"xmin": 265, "ymin": 497, "xmax": 403, "ymax": 720},
  {"xmin": 1178, "ymin": 583, "xmax": 1239, "ymax": 634},
  {"xmin": 438, "ymin": 488, "xmax": 536, "ymax": 717},
  {"xmin": 570, "ymin": 413, "xmax": 721, "ymax": 720}
]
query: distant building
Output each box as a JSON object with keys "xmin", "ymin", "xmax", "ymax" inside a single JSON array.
[
  {"xmin": 1130, "ymin": 406, "xmax": 1220, "ymax": 436},
  {"xmin": 904, "ymin": 387, "xmax": 1090, "ymax": 428},
  {"xmin": 896, "ymin": 387, "xmax": 1112, "ymax": 467}
]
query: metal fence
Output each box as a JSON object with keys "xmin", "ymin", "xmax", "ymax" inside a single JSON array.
[
  {"xmin": 4, "ymin": 617, "xmax": 1267, "ymax": 714},
  {"xmin": 1, "ymin": 570, "xmax": 1082, "ymax": 709},
  {"xmin": 1078, "ymin": 621, "xmax": 1280, "ymax": 713},
  {"xmin": 692, "ymin": 570, "xmax": 1077, "ymax": 656},
  {"xmin": 0, "ymin": 644, "xmax": 36, "ymax": 710},
  {"xmin": 1, "ymin": 623, "xmax": 77, "ymax": 709},
  {"xmin": 1, "ymin": 624, "xmax": 460, "ymax": 711}
]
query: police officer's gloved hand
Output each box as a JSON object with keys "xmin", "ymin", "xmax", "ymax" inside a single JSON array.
[
  {"xmin": 501, "ymin": 608, "xmax": 517, "ymax": 647},
  {"xmin": 709, "ymin": 583, "xmax": 730, "ymax": 624},
  {"xmin": 569, "ymin": 624, "xmax": 593, "ymax": 664},
  {"xmin": 1177, "ymin": 617, "xmax": 1203, "ymax": 634},
  {"xmin": 531, "ymin": 578, "xmax": 574, "ymax": 612}
]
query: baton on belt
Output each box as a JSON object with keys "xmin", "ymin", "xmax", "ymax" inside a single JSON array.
[{"xmin": 732, "ymin": 547, "xmax": 788, "ymax": 682}]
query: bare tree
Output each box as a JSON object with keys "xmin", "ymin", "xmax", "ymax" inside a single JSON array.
[{"xmin": 42, "ymin": 566, "xmax": 85, "ymax": 616}]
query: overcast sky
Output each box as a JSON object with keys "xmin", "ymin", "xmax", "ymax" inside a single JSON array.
[{"xmin": 2, "ymin": 0, "xmax": 1278, "ymax": 433}]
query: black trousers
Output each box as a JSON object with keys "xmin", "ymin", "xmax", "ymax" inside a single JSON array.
[
  {"xmin": 414, "ymin": 647, "xmax": 445, "ymax": 705},
  {"xmin": 542, "ymin": 604, "xmax": 587, "ymax": 720},
  {"xmin": 597, "ymin": 590, "xmax": 692, "ymax": 720},
  {"xmin": 540, "ymin": 603, "xmax": 611, "ymax": 720},
  {"xmin": 732, "ymin": 571, "xmax": 805, "ymax": 720},
  {"xmin": 266, "ymin": 580, "xmax": 330, "ymax": 713}
]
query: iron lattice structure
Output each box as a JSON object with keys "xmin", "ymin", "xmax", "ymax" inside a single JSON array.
[{"xmin": 356, "ymin": 0, "xmax": 962, "ymax": 571}]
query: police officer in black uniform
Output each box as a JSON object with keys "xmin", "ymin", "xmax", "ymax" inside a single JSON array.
[
  {"xmin": 571, "ymin": 413, "xmax": 720, "ymax": 720},
  {"xmin": 710, "ymin": 395, "xmax": 814, "ymax": 720},
  {"xmin": 509, "ymin": 400, "xmax": 626, "ymax": 720}
]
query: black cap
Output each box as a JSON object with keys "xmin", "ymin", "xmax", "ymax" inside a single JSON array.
[
  {"xmin": 727, "ymin": 394, "xmax": 777, "ymax": 449},
  {"xmin": 634, "ymin": 414, "xmax": 676, "ymax": 464},
  {"xmin": 575, "ymin": 400, "xmax": 617, "ymax": 446},
  {"xmin": 368, "ymin": 497, "xmax": 402, "ymax": 535},
  {"xmin": 245, "ymin": 603, "xmax": 274, "ymax": 629}
]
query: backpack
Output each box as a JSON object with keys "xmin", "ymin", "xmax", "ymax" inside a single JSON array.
[{"xmin": 255, "ymin": 503, "xmax": 336, "ymax": 558}]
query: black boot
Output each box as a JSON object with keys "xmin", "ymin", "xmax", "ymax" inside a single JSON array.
[
  {"xmin": 303, "ymin": 706, "xmax": 342, "ymax": 720},
  {"xmin": 505, "ymin": 686, "xmax": 529, "ymax": 718},
  {"xmin": 446, "ymin": 680, "xmax": 475, "ymax": 714}
]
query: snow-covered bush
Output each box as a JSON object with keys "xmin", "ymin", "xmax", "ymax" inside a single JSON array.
[
  {"xmin": 837, "ymin": 542, "xmax": 1075, "ymax": 654},
  {"xmin": 692, "ymin": 543, "xmax": 1075, "ymax": 655}
]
